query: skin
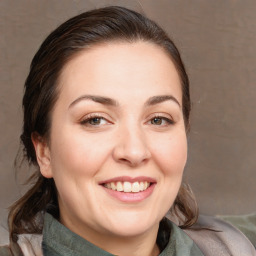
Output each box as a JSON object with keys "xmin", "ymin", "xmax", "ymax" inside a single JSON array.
[{"xmin": 33, "ymin": 41, "xmax": 187, "ymax": 256}]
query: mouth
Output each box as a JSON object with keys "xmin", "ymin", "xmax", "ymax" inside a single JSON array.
[
  {"xmin": 103, "ymin": 181, "xmax": 151, "ymax": 193},
  {"xmin": 99, "ymin": 176, "xmax": 156, "ymax": 202}
]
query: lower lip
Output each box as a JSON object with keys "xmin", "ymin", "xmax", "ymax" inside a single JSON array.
[{"xmin": 101, "ymin": 183, "xmax": 156, "ymax": 203}]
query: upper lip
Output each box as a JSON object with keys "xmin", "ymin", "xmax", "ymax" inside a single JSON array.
[{"xmin": 99, "ymin": 176, "xmax": 157, "ymax": 185}]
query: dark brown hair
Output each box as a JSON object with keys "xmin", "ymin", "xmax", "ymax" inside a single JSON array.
[{"xmin": 9, "ymin": 6, "xmax": 197, "ymax": 241}]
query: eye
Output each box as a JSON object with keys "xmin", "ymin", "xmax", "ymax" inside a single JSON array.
[
  {"xmin": 149, "ymin": 116, "xmax": 174, "ymax": 126},
  {"xmin": 80, "ymin": 114, "xmax": 109, "ymax": 127}
]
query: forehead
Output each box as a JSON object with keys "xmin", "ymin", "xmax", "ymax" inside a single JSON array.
[{"xmin": 57, "ymin": 41, "xmax": 182, "ymax": 104}]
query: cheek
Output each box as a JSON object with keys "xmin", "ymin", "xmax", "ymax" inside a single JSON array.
[
  {"xmin": 48, "ymin": 132, "xmax": 112, "ymax": 210},
  {"xmin": 149, "ymin": 131, "xmax": 187, "ymax": 216},
  {"xmin": 150, "ymin": 132, "xmax": 187, "ymax": 176},
  {"xmin": 49, "ymin": 131, "xmax": 112, "ymax": 183}
]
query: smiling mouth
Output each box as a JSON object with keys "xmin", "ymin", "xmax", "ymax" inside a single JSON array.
[{"xmin": 103, "ymin": 181, "xmax": 152, "ymax": 193}]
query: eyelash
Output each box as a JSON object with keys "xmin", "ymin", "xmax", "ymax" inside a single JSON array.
[
  {"xmin": 149, "ymin": 115, "xmax": 174, "ymax": 126},
  {"xmin": 80, "ymin": 114, "xmax": 110, "ymax": 127},
  {"xmin": 80, "ymin": 114, "xmax": 175, "ymax": 127}
]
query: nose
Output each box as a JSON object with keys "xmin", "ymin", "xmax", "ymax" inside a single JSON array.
[{"xmin": 112, "ymin": 125, "xmax": 151, "ymax": 167}]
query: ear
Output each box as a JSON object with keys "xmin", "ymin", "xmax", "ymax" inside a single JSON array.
[{"xmin": 31, "ymin": 132, "xmax": 53, "ymax": 178}]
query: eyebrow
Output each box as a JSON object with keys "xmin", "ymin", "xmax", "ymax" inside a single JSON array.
[
  {"xmin": 69, "ymin": 94, "xmax": 181, "ymax": 109},
  {"xmin": 69, "ymin": 95, "xmax": 118, "ymax": 108},
  {"xmin": 145, "ymin": 95, "xmax": 181, "ymax": 108}
]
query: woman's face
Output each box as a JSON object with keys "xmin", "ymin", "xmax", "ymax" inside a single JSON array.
[{"xmin": 36, "ymin": 41, "xmax": 187, "ymax": 242}]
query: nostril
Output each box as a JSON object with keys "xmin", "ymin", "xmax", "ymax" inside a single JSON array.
[
  {"xmin": 117, "ymin": 155, "xmax": 150, "ymax": 167},
  {"xmin": 112, "ymin": 138, "xmax": 151, "ymax": 167},
  {"xmin": 118, "ymin": 158, "xmax": 134, "ymax": 166},
  {"xmin": 119, "ymin": 158, "xmax": 128, "ymax": 162}
]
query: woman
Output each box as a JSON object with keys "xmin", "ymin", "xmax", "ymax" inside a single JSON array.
[{"xmin": 0, "ymin": 6, "xmax": 255, "ymax": 256}]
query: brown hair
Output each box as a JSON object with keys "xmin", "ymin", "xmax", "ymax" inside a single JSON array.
[{"xmin": 9, "ymin": 6, "xmax": 197, "ymax": 241}]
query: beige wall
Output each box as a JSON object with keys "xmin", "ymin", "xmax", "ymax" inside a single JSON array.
[{"xmin": 1, "ymin": 0, "xmax": 256, "ymax": 244}]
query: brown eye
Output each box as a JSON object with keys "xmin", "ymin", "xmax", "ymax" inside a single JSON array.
[
  {"xmin": 150, "ymin": 116, "xmax": 174, "ymax": 126},
  {"xmin": 151, "ymin": 117, "xmax": 163, "ymax": 125},
  {"xmin": 89, "ymin": 117, "xmax": 103, "ymax": 125},
  {"xmin": 80, "ymin": 116, "xmax": 108, "ymax": 126}
]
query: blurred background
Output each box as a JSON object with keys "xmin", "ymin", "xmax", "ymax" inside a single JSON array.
[{"xmin": 1, "ymin": 0, "xmax": 256, "ymax": 244}]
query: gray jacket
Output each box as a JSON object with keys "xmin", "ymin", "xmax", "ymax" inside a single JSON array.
[{"xmin": 0, "ymin": 215, "xmax": 255, "ymax": 256}]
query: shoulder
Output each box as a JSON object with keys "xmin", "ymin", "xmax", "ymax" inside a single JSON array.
[
  {"xmin": 17, "ymin": 234, "xmax": 42, "ymax": 256},
  {"xmin": 218, "ymin": 213, "xmax": 256, "ymax": 248},
  {"xmin": 184, "ymin": 215, "xmax": 256, "ymax": 256}
]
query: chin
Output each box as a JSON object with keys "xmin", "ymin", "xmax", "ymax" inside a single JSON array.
[
  {"xmin": 103, "ymin": 213, "xmax": 160, "ymax": 237},
  {"xmin": 109, "ymin": 224, "xmax": 152, "ymax": 237}
]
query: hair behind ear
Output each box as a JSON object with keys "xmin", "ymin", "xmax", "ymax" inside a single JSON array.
[
  {"xmin": 171, "ymin": 182, "xmax": 199, "ymax": 228},
  {"xmin": 8, "ymin": 174, "xmax": 58, "ymax": 242}
]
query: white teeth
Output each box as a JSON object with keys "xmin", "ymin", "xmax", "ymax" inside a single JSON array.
[
  {"xmin": 132, "ymin": 182, "xmax": 140, "ymax": 192},
  {"xmin": 116, "ymin": 181, "xmax": 123, "ymax": 192},
  {"xmin": 123, "ymin": 182, "xmax": 132, "ymax": 192},
  {"xmin": 104, "ymin": 181, "xmax": 150, "ymax": 193},
  {"xmin": 139, "ymin": 181, "xmax": 145, "ymax": 191},
  {"xmin": 110, "ymin": 182, "xmax": 116, "ymax": 190}
]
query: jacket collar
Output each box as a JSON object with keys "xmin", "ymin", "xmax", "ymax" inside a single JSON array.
[{"xmin": 42, "ymin": 213, "xmax": 203, "ymax": 256}]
